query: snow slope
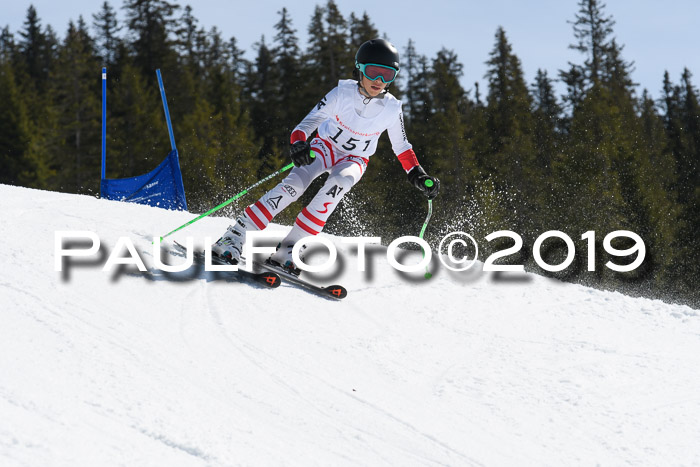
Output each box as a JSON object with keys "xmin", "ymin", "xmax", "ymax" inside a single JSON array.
[{"xmin": 1, "ymin": 183, "xmax": 699, "ymax": 466}]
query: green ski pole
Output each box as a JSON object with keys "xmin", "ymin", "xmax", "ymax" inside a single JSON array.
[
  {"xmin": 157, "ymin": 154, "xmax": 314, "ymax": 243},
  {"xmin": 419, "ymin": 180, "xmax": 434, "ymax": 279}
]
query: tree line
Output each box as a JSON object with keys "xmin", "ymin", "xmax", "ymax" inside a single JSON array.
[{"xmin": 1, "ymin": 0, "xmax": 698, "ymax": 307}]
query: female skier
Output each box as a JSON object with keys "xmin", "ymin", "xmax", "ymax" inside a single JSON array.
[{"xmin": 212, "ymin": 38, "xmax": 440, "ymax": 275}]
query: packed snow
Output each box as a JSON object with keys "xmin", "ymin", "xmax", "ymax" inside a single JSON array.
[{"xmin": 1, "ymin": 183, "xmax": 699, "ymax": 466}]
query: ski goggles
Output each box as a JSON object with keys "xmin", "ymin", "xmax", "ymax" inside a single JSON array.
[{"xmin": 356, "ymin": 62, "xmax": 399, "ymax": 83}]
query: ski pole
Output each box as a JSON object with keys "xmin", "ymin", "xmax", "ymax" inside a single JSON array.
[
  {"xmin": 419, "ymin": 180, "xmax": 434, "ymax": 279},
  {"xmin": 157, "ymin": 154, "xmax": 314, "ymax": 242}
]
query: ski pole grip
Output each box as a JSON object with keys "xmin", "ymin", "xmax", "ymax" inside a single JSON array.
[
  {"xmin": 424, "ymin": 179, "xmax": 434, "ymax": 188},
  {"xmin": 310, "ymin": 151, "xmax": 315, "ymax": 159}
]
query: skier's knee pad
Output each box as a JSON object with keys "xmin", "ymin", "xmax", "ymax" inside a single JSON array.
[
  {"xmin": 326, "ymin": 173, "xmax": 357, "ymax": 194},
  {"xmin": 335, "ymin": 161, "xmax": 365, "ymax": 186},
  {"xmin": 281, "ymin": 171, "xmax": 310, "ymax": 195}
]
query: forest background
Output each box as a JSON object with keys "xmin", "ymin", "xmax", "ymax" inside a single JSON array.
[{"xmin": 1, "ymin": 0, "xmax": 698, "ymax": 307}]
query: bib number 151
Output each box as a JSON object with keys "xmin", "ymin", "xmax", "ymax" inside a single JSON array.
[{"xmin": 328, "ymin": 127, "xmax": 372, "ymax": 152}]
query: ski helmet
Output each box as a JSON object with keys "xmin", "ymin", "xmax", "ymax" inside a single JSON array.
[{"xmin": 355, "ymin": 38, "xmax": 400, "ymax": 72}]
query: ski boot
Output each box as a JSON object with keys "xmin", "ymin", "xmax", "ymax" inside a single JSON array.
[
  {"xmin": 211, "ymin": 214, "xmax": 257, "ymax": 264},
  {"xmin": 267, "ymin": 242, "xmax": 308, "ymax": 277}
]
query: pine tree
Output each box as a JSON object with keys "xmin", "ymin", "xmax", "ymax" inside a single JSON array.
[
  {"xmin": 531, "ymin": 69, "xmax": 562, "ymax": 173},
  {"xmin": 245, "ymin": 36, "xmax": 282, "ymax": 172},
  {"xmin": 568, "ymin": 0, "xmax": 615, "ymax": 85},
  {"xmin": 428, "ymin": 48, "xmax": 471, "ymax": 188},
  {"xmin": 92, "ymin": 1, "xmax": 121, "ymax": 68},
  {"xmin": 672, "ymin": 69, "xmax": 700, "ymax": 301},
  {"xmin": 305, "ymin": 5, "xmax": 328, "ymax": 89},
  {"xmin": 560, "ymin": 0, "xmax": 616, "ymax": 118},
  {"xmin": 633, "ymin": 89, "xmax": 683, "ymax": 291},
  {"xmin": 678, "ymin": 69, "xmax": 700, "ymax": 207},
  {"xmin": 168, "ymin": 6, "xmax": 200, "ymax": 118},
  {"xmin": 402, "ymin": 39, "xmax": 424, "ymax": 124},
  {"xmin": 348, "ymin": 12, "xmax": 378, "ymax": 50},
  {"xmin": 640, "ymin": 90, "xmax": 675, "ymax": 191},
  {"xmin": 661, "ymin": 71, "xmax": 684, "ymax": 172},
  {"xmin": 173, "ymin": 20, "xmax": 258, "ymax": 210},
  {"xmin": 324, "ymin": 0, "xmax": 350, "ymax": 83},
  {"xmin": 122, "ymin": 0, "xmax": 179, "ymax": 74},
  {"xmin": 0, "ymin": 58, "xmax": 32, "ymax": 186},
  {"xmin": 484, "ymin": 28, "xmax": 534, "ymax": 155},
  {"xmin": 305, "ymin": 1, "xmax": 350, "ymax": 89},
  {"xmin": 601, "ymin": 39, "xmax": 636, "ymax": 96},
  {"xmin": 597, "ymin": 37, "xmax": 644, "ymax": 237},
  {"xmin": 0, "ymin": 26, "xmax": 16, "ymax": 61},
  {"xmin": 51, "ymin": 18, "xmax": 101, "ymax": 193},
  {"xmin": 107, "ymin": 59, "xmax": 167, "ymax": 178},
  {"xmin": 226, "ymin": 36, "xmax": 246, "ymax": 82},
  {"xmin": 204, "ymin": 27, "xmax": 228, "ymax": 71},
  {"xmin": 178, "ymin": 95, "xmax": 259, "ymax": 212},
  {"xmin": 177, "ymin": 5, "xmax": 198, "ymax": 65},
  {"xmin": 554, "ymin": 0, "xmax": 634, "ymax": 242},
  {"xmin": 17, "ymin": 6, "xmax": 53, "ymax": 92},
  {"xmin": 482, "ymin": 27, "xmax": 538, "ymax": 234},
  {"xmin": 10, "ymin": 7, "xmax": 58, "ymax": 189},
  {"xmin": 273, "ymin": 8, "xmax": 304, "ymax": 137},
  {"xmin": 559, "ymin": 63, "xmax": 586, "ymax": 118}
]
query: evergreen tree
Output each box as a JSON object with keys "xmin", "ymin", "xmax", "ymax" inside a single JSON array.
[
  {"xmin": 107, "ymin": 59, "xmax": 167, "ymax": 178},
  {"xmin": 10, "ymin": 7, "xmax": 58, "ymax": 189},
  {"xmin": 17, "ymin": 6, "xmax": 55, "ymax": 94},
  {"xmin": 305, "ymin": 1, "xmax": 350, "ymax": 89},
  {"xmin": 323, "ymin": 0, "xmax": 350, "ymax": 82},
  {"xmin": 671, "ymin": 69, "xmax": 700, "ymax": 301},
  {"xmin": 601, "ymin": 39, "xmax": 636, "ymax": 96},
  {"xmin": 348, "ymin": 12, "xmax": 378, "ymax": 50},
  {"xmin": 51, "ymin": 18, "xmax": 101, "ymax": 193},
  {"xmin": 175, "ymin": 20, "xmax": 258, "ymax": 210},
  {"xmin": 178, "ymin": 93, "xmax": 259, "ymax": 212},
  {"xmin": 122, "ymin": 0, "xmax": 179, "ymax": 74},
  {"xmin": 531, "ymin": 69, "xmax": 562, "ymax": 173},
  {"xmin": 177, "ymin": 5, "xmax": 199, "ymax": 65},
  {"xmin": 0, "ymin": 58, "xmax": 31, "ymax": 185},
  {"xmin": 568, "ymin": 0, "xmax": 615, "ymax": 85},
  {"xmin": 482, "ymin": 27, "xmax": 538, "ymax": 234},
  {"xmin": 633, "ymin": 89, "xmax": 684, "ymax": 292},
  {"xmin": 428, "ymin": 48, "xmax": 471, "ymax": 187},
  {"xmin": 92, "ymin": 1, "xmax": 121, "ymax": 68},
  {"xmin": 402, "ymin": 39, "xmax": 424, "ymax": 124},
  {"xmin": 678, "ymin": 69, "xmax": 700, "ymax": 207},
  {"xmin": 226, "ymin": 36, "xmax": 246, "ymax": 81},
  {"xmin": 0, "ymin": 26, "xmax": 16, "ymax": 61},
  {"xmin": 245, "ymin": 36, "xmax": 282, "ymax": 171},
  {"xmin": 167, "ymin": 6, "xmax": 200, "ymax": 119},
  {"xmin": 640, "ymin": 90, "xmax": 676, "ymax": 190},
  {"xmin": 661, "ymin": 71, "xmax": 684, "ymax": 173},
  {"xmin": 305, "ymin": 5, "xmax": 326, "ymax": 73},
  {"xmin": 204, "ymin": 26, "xmax": 227, "ymax": 71},
  {"xmin": 554, "ymin": 0, "xmax": 633, "ymax": 242},
  {"xmin": 273, "ymin": 8, "xmax": 304, "ymax": 137},
  {"xmin": 560, "ymin": 0, "xmax": 616, "ymax": 117},
  {"xmin": 559, "ymin": 63, "xmax": 586, "ymax": 117}
]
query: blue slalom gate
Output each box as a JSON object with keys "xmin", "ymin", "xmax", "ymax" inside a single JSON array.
[{"xmin": 100, "ymin": 68, "xmax": 188, "ymax": 211}]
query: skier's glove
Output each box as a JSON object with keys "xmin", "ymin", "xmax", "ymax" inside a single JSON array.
[
  {"xmin": 407, "ymin": 166, "xmax": 440, "ymax": 200},
  {"xmin": 290, "ymin": 140, "xmax": 313, "ymax": 167}
]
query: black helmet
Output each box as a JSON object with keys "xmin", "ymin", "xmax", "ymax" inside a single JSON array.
[{"xmin": 355, "ymin": 38, "xmax": 400, "ymax": 71}]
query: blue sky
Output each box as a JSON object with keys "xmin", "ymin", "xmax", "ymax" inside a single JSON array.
[{"xmin": 5, "ymin": 0, "xmax": 699, "ymax": 99}]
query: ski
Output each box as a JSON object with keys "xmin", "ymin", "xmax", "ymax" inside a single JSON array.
[
  {"xmin": 172, "ymin": 241, "xmax": 281, "ymax": 289},
  {"xmin": 253, "ymin": 259, "xmax": 348, "ymax": 300}
]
